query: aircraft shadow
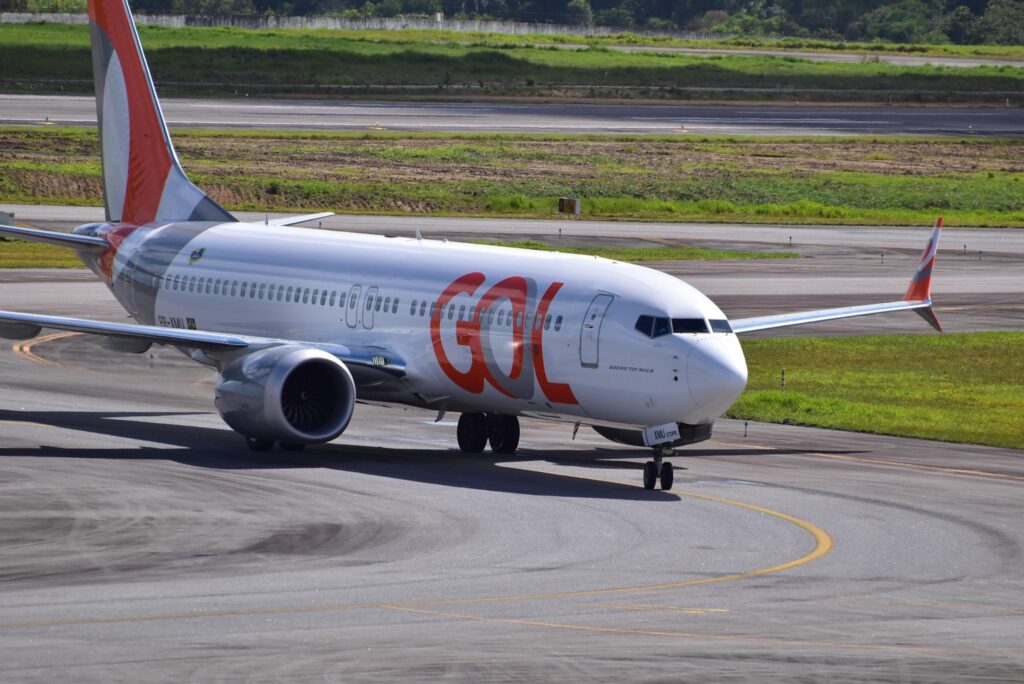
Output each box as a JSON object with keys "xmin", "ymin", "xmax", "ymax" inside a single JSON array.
[{"xmin": 0, "ymin": 409, "xmax": 688, "ymax": 501}]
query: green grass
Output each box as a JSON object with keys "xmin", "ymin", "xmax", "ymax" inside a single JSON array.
[
  {"xmin": 727, "ymin": 332, "xmax": 1024, "ymax": 449},
  {"xmin": 0, "ymin": 238, "xmax": 84, "ymax": 268},
  {"xmin": 470, "ymin": 240, "xmax": 796, "ymax": 261},
  {"xmin": 3, "ymin": 128, "xmax": 1023, "ymax": 227},
  {"xmin": 2, "ymin": 24, "xmax": 1022, "ymax": 99}
]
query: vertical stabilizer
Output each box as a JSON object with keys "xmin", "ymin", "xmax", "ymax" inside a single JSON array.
[{"xmin": 89, "ymin": 0, "xmax": 235, "ymax": 225}]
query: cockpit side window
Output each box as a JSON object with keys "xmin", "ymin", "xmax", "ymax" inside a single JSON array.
[
  {"xmin": 635, "ymin": 315, "xmax": 673, "ymax": 338},
  {"xmin": 710, "ymin": 319, "xmax": 733, "ymax": 333},
  {"xmin": 672, "ymin": 318, "xmax": 710, "ymax": 334}
]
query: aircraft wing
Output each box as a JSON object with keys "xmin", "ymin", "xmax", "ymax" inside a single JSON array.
[
  {"xmin": 0, "ymin": 309, "xmax": 405, "ymax": 377},
  {"xmin": 730, "ymin": 218, "xmax": 943, "ymax": 335},
  {"xmin": 0, "ymin": 224, "xmax": 108, "ymax": 251},
  {"xmin": 266, "ymin": 212, "xmax": 335, "ymax": 227}
]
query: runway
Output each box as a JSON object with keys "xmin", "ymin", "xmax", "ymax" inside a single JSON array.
[
  {"xmin": 2, "ymin": 217, "xmax": 1023, "ymax": 680},
  {"xmin": 4, "ymin": 95, "xmax": 1023, "ymax": 136}
]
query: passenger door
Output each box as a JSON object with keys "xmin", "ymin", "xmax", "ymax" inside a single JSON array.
[{"xmin": 580, "ymin": 294, "xmax": 614, "ymax": 368}]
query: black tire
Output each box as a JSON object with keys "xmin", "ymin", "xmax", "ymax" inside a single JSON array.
[
  {"xmin": 642, "ymin": 461, "xmax": 658, "ymax": 490},
  {"xmin": 280, "ymin": 442, "xmax": 306, "ymax": 452},
  {"xmin": 488, "ymin": 415, "xmax": 520, "ymax": 454},
  {"xmin": 659, "ymin": 462, "xmax": 674, "ymax": 490},
  {"xmin": 457, "ymin": 413, "xmax": 489, "ymax": 453},
  {"xmin": 245, "ymin": 436, "xmax": 274, "ymax": 452}
]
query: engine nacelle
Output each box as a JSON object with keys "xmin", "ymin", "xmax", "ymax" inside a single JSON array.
[{"xmin": 215, "ymin": 345, "xmax": 356, "ymax": 444}]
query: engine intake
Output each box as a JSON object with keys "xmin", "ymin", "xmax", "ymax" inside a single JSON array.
[{"xmin": 215, "ymin": 346, "xmax": 356, "ymax": 444}]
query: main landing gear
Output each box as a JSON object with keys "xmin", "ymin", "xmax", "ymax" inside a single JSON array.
[
  {"xmin": 457, "ymin": 413, "xmax": 520, "ymax": 455},
  {"xmin": 245, "ymin": 437, "xmax": 306, "ymax": 452},
  {"xmin": 643, "ymin": 446, "xmax": 674, "ymax": 491}
]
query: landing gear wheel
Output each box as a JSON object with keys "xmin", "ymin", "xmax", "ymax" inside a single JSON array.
[
  {"xmin": 488, "ymin": 415, "xmax": 520, "ymax": 454},
  {"xmin": 457, "ymin": 413, "xmax": 489, "ymax": 453},
  {"xmin": 280, "ymin": 442, "xmax": 306, "ymax": 452},
  {"xmin": 659, "ymin": 461, "xmax": 674, "ymax": 490},
  {"xmin": 245, "ymin": 436, "xmax": 273, "ymax": 452},
  {"xmin": 642, "ymin": 461, "xmax": 658, "ymax": 490}
]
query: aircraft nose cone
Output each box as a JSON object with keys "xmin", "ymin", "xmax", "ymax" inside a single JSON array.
[{"xmin": 686, "ymin": 336, "xmax": 748, "ymax": 420}]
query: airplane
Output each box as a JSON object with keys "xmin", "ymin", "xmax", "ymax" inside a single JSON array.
[{"xmin": 0, "ymin": 0, "xmax": 942, "ymax": 490}]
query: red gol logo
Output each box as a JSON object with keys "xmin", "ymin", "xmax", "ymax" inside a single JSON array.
[{"xmin": 431, "ymin": 272, "xmax": 577, "ymax": 405}]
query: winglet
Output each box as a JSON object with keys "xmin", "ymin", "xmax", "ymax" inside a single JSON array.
[{"xmin": 904, "ymin": 217, "xmax": 943, "ymax": 332}]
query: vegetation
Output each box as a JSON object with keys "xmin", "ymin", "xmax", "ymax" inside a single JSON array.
[
  {"xmin": 470, "ymin": 239, "xmax": 797, "ymax": 261},
  {"xmin": 728, "ymin": 332, "xmax": 1024, "ymax": 449},
  {"xmin": 2, "ymin": 24, "xmax": 1022, "ymax": 101},
  {"xmin": 7, "ymin": 0, "xmax": 1024, "ymax": 48},
  {"xmin": 2, "ymin": 127, "xmax": 1023, "ymax": 226},
  {"xmin": 0, "ymin": 238, "xmax": 83, "ymax": 267}
]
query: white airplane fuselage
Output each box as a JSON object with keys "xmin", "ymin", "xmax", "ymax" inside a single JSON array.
[{"xmin": 81, "ymin": 219, "xmax": 748, "ymax": 431}]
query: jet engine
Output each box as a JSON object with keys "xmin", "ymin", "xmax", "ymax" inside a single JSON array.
[{"xmin": 215, "ymin": 346, "xmax": 356, "ymax": 445}]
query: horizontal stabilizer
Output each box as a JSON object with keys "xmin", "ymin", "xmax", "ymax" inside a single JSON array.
[{"xmin": 0, "ymin": 224, "xmax": 108, "ymax": 251}]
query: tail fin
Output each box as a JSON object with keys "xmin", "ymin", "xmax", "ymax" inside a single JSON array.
[{"xmin": 89, "ymin": 0, "xmax": 235, "ymax": 225}]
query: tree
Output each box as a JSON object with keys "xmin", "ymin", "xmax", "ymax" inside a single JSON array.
[
  {"xmin": 973, "ymin": 0, "xmax": 1024, "ymax": 43},
  {"xmin": 566, "ymin": 0, "xmax": 593, "ymax": 24}
]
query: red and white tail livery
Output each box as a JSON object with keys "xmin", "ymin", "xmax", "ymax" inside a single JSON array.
[{"xmin": 0, "ymin": 0, "xmax": 943, "ymax": 490}]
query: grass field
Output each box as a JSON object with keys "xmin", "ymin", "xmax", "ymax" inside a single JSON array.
[
  {"xmin": 471, "ymin": 240, "xmax": 796, "ymax": 261},
  {"xmin": 2, "ymin": 127, "xmax": 1022, "ymax": 227},
  {"xmin": 0, "ymin": 238, "xmax": 84, "ymax": 268},
  {"xmin": 728, "ymin": 332, "xmax": 1024, "ymax": 449},
  {"xmin": 2, "ymin": 24, "xmax": 1022, "ymax": 99}
]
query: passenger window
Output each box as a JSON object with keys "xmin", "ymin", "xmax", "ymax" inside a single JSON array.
[
  {"xmin": 430, "ymin": 302, "xmax": 437, "ymax": 318},
  {"xmin": 375, "ymin": 297, "xmax": 382, "ymax": 312},
  {"xmin": 384, "ymin": 296, "xmax": 391, "ymax": 312},
  {"xmin": 448, "ymin": 305, "xmax": 455, "ymax": 320},
  {"xmin": 329, "ymin": 290, "xmax": 336, "ymax": 307},
  {"xmin": 311, "ymin": 288, "xmax": 319, "ymax": 304},
  {"xmin": 410, "ymin": 299, "xmax": 418, "ymax": 315},
  {"xmin": 189, "ymin": 277, "xmax": 196, "ymax": 293},
  {"xmin": 277, "ymin": 285, "xmax": 284, "ymax": 302},
  {"xmin": 392, "ymin": 298, "xmax": 399, "ymax": 314},
  {"xmin": 267, "ymin": 284, "xmax": 274, "ymax": 300},
  {"xmin": 213, "ymin": 279, "xmax": 220, "ymax": 295},
  {"xmin": 458, "ymin": 305, "xmax": 466, "ymax": 320},
  {"xmin": 349, "ymin": 292, "xmax": 357, "ymax": 308},
  {"xmin": 286, "ymin": 286, "xmax": 293, "ymax": 302},
  {"xmin": 258, "ymin": 283, "xmax": 265, "ymax": 300},
  {"xmin": 515, "ymin": 312, "xmax": 523, "ymax": 328},
  {"xmin": 240, "ymin": 281, "xmax": 248, "ymax": 297},
  {"xmin": 710, "ymin": 319, "xmax": 733, "ymax": 333},
  {"xmin": 198, "ymin": 277, "xmax": 205, "ymax": 293},
  {"xmin": 544, "ymin": 314, "xmax": 552, "ymax": 330},
  {"xmin": 497, "ymin": 310, "xmax": 505, "ymax": 326},
  {"xmin": 420, "ymin": 301, "xmax": 427, "ymax": 317},
  {"xmin": 300, "ymin": 288, "xmax": 308, "ymax": 304},
  {"xmin": 231, "ymin": 280, "xmax": 238, "ymax": 297},
  {"xmin": 672, "ymin": 318, "xmax": 709, "ymax": 334},
  {"xmin": 554, "ymin": 315, "xmax": 563, "ymax": 331},
  {"xmin": 365, "ymin": 297, "xmax": 372, "ymax": 311},
  {"xmin": 206, "ymin": 279, "xmax": 214, "ymax": 295}
]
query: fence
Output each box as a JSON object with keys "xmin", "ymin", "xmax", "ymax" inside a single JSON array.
[{"xmin": 0, "ymin": 11, "xmax": 726, "ymax": 40}]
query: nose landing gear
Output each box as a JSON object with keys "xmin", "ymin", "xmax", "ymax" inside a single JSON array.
[{"xmin": 643, "ymin": 446, "xmax": 674, "ymax": 490}]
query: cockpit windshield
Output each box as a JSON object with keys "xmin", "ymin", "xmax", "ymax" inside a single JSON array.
[{"xmin": 635, "ymin": 315, "xmax": 731, "ymax": 337}]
